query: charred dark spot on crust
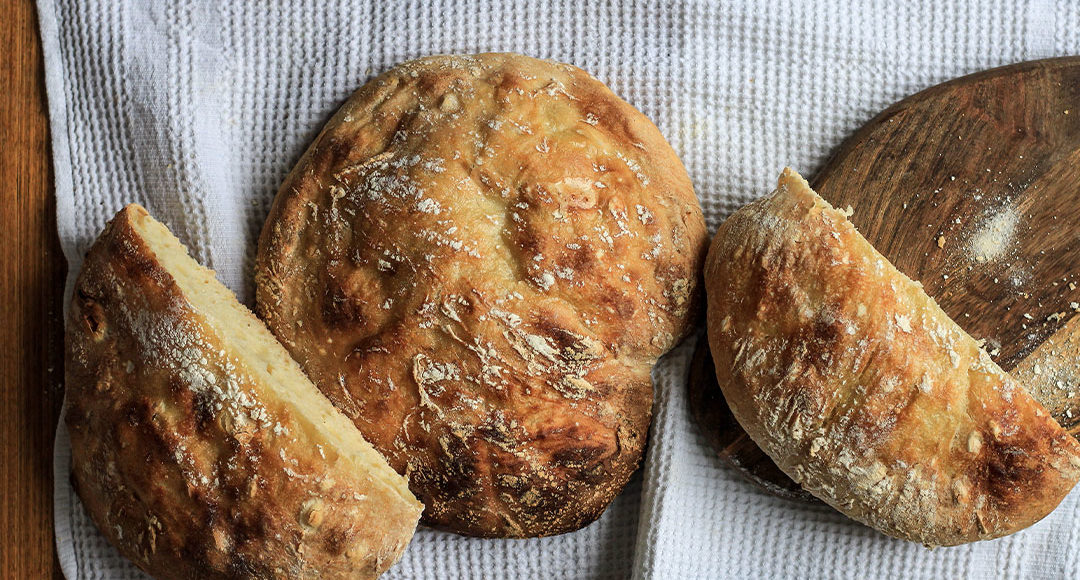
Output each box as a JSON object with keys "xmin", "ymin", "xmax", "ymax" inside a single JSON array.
[
  {"xmin": 567, "ymin": 500, "xmax": 607, "ymax": 533},
  {"xmin": 344, "ymin": 333, "xmax": 386, "ymax": 368},
  {"xmin": 495, "ymin": 68, "xmax": 530, "ymax": 96},
  {"xmin": 415, "ymin": 70, "xmax": 456, "ymax": 99},
  {"xmin": 600, "ymin": 288, "xmax": 636, "ymax": 319},
  {"xmin": 515, "ymin": 226, "xmax": 543, "ymax": 261},
  {"xmin": 576, "ymin": 89, "xmax": 642, "ymax": 146},
  {"xmin": 456, "ymin": 296, "xmax": 477, "ymax": 318},
  {"xmin": 806, "ymin": 311, "xmax": 844, "ymax": 370},
  {"xmin": 321, "ymin": 278, "xmax": 366, "ymax": 329},
  {"xmin": 77, "ymin": 289, "xmax": 107, "ymax": 339},
  {"xmin": 565, "ymin": 245, "xmax": 595, "ymax": 276},
  {"xmin": 321, "ymin": 135, "xmax": 357, "ymax": 170},
  {"xmin": 551, "ymin": 445, "xmax": 607, "ymax": 472},
  {"xmin": 232, "ymin": 508, "xmax": 279, "ymax": 566},
  {"xmin": 477, "ymin": 422, "xmax": 516, "ymax": 448},
  {"xmin": 532, "ymin": 318, "xmax": 571, "ymax": 347},
  {"xmin": 421, "ymin": 439, "xmax": 480, "ymax": 504},
  {"xmin": 226, "ymin": 552, "xmax": 263, "ymax": 578},
  {"xmin": 203, "ymin": 500, "xmax": 220, "ymax": 526},
  {"xmin": 124, "ymin": 401, "xmax": 144, "ymax": 427},
  {"xmin": 983, "ymin": 435, "xmax": 1048, "ymax": 508},
  {"xmin": 322, "ymin": 526, "xmax": 349, "ymax": 557},
  {"xmin": 65, "ymin": 401, "xmax": 88, "ymax": 431},
  {"xmin": 387, "ymin": 109, "xmax": 420, "ymax": 146},
  {"xmin": 588, "ymin": 377, "xmax": 620, "ymax": 401},
  {"xmin": 657, "ymin": 262, "xmax": 692, "ymax": 294},
  {"xmin": 176, "ymin": 543, "xmax": 204, "ymax": 572},
  {"xmin": 191, "ymin": 390, "xmax": 217, "ymax": 433},
  {"xmin": 247, "ymin": 438, "xmax": 264, "ymax": 461}
]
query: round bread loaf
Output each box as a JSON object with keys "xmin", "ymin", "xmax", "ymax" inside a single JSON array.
[
  {"xmin": 705, "ymin": 169, "xmax": 1080, "ymax": 546},
  {"xmin": 256, "ymin": 53, "xmax": 707, "ymax": 537},
  {"xmin": 66, "ymin": 205, "xmax": 422, "ymax": 579}
]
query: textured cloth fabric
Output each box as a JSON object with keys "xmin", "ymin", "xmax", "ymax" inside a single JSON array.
[{"xmin": 39, "ymin": 1, "xmax": 1080, "ymax": 578}]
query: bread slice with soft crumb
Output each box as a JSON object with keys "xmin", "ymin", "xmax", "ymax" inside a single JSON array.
[{"xmin": 66, "ymin": 204, "xmax": 421, "ymax": 579}]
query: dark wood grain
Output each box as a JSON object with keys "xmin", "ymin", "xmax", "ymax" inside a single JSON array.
[
  {"xmin": 690, "ymin": 57, "xmax": 1080, "ymax": 502},
  {"xmin": 816, "ymin": 57, "xmax": 1080, "ymax": 433},
  {"xmin": 0, "ymin": 0, "xmax": 67, "ymax": 577},
  {"xmin": 815, "ymin": 57, "xmax": 1080, "ymax": 373}
]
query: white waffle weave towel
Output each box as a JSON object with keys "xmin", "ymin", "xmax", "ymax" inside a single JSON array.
[{"xmin": 38, "ymin": 1, "xmax": 1080, "ymax": 577}]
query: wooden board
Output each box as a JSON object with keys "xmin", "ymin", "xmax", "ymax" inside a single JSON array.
[
  {"xmin": 689, "ymin": 57, "xmax": 1080, "ymax": 502},
  {"xmin": 0, "ymin": 0, "xmax": 67, "ymax": 576}
]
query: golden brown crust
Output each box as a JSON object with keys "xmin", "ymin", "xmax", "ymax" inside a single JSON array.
[
  {"xmin": 66, "ymin": 205, "xmax": 421, "ymax": 579},
  {"xmin": 256, "ymin": 53, "xmax": 707, "ymax": 537},
  {"xmin": 705, "ymin": 169, "xmax": 1080, "ymax": 547}
]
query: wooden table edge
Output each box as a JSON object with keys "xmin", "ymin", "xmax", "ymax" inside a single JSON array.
[{"xmin": 2, "ymin": 0, "xmax": 68, "ymax": 577}]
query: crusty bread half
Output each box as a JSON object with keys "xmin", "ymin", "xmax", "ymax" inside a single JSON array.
[
  {"xmin": 705, "ymin": 169, "xmax": 1080, "ymax": 547},
  {"xmin": 65, "ymin": 204, "xmax": 422, "ymax": 579},
  {"xmin": 256, "ymin": 53, "xmax": 707, "ymax": 537}
]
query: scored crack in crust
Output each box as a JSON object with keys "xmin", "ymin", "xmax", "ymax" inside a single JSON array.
[
  {"xmin": 66, "ymin": 205, "xmax": 422, "ymax": 579},
  {"xmin": 256, "ymin": 53, "xmax": 707, "ymax": 537},
  {"xmin": 705, "ymin": 169, "xmax": 1080, "ymax": 547}
]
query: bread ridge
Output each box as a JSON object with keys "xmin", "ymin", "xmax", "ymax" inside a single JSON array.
[
  {"xmin": 66, "ymin": 204, "xmax": 421, "ymax": 579},
  {"xmin": 705, "ymin": 169, "xmax": 1080, "ymax": 546}
]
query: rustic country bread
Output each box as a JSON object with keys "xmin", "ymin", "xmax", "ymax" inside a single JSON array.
[
  {"xmin": 256, "ymin": 53, "xmax": 707, "ymax": 537},
  {"xmin": 65, "ymin": 205, "xmax": 422, "ymax": 579},
  {"xmin": 705, "ymin": 169, "xmax": 1080, "ymax": 547}
]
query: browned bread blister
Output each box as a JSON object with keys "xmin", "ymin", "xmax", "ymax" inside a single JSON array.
[
  {"xmin": 66, "ymin": 205, "xmax": 422, "ymax": 579},
  {"xmin": 705, "ymin": 169, "xmax": 1080, "ymax": 547},
  {"xmin": 256, "ymin": 53, "xmax": 707, "ymax": 537}
]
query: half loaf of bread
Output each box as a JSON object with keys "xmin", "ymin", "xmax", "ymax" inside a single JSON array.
[
  {"xmin": 65, "ymin": 204, "xmax": 422, "ymax": 579},
  {"xmin": 705, "ymin": 169, "xmax": 1080, "ymax": 547}
]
